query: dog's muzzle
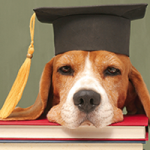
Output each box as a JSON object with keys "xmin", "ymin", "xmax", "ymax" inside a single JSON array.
[{"xmin": 73, "ymin": 90, "xmax": 101, "ymax": 114}]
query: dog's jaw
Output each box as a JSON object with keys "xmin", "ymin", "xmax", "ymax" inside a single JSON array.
[{"xmin": 60, "ymin": 53, "xmax": 114, "ymax": 129}]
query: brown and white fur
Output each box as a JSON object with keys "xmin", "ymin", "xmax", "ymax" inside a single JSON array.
[{"xmin": 7, "ymin": 50, "xmax": 150, "ymax": 129}]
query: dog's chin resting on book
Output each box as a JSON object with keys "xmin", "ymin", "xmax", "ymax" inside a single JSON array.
[{"xmin": 5, "ymin": 50, "xmax": 150, "ymax": 129}]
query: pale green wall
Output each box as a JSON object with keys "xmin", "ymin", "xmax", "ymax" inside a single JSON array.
[{"xmin": 0, "ymin": 0, "xmax": 150, "ymax": 149}]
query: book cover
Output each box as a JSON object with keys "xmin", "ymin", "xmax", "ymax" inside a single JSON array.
[{"xmin": 0, "ymin": 114, "xmax": 148, "ymax": 126}]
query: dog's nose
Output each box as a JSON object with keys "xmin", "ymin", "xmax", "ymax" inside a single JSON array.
[{"xmin": 73, "ymin": 90, "xmax": 101, "ymax": 114}]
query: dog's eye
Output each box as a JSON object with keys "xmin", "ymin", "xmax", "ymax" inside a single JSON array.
[
  {"xmin": 58, "ymin": 66, "xmax": 74, "ymax": 75},
  {"xmin": 104, "ymin": 67, "xmax": 121, "ymax": 76}
]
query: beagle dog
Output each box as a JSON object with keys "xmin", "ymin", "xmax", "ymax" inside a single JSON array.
[{"xmin": 7, "ymin": 50, "xmax": 150, "ymax": 129}]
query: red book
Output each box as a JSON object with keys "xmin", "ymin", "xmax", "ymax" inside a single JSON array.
[{"xmin": 0, "ymin": 114, "xmax": 148, "ymax": 141}]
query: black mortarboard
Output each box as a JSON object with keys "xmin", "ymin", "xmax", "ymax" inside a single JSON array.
[{"xmin": 34, "ymin": 4, "xmax": 147, "ymax": 56}]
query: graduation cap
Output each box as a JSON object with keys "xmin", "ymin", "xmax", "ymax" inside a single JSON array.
[
  {"xmin": 34, "ymin": 3, "xmax": 148, "ymax": 56},
  {"xmin": 0, "ymin": 4, "xmax": 148, "ymax": 119}
]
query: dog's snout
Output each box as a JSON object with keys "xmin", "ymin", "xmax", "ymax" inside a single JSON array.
[{"xmin": 73, "ymin": 90, "xmax": 101, "ymax": 113}]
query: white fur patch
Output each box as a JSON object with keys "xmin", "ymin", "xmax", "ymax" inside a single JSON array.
[{"xmin": 61, "ymin": 53, "xmax": 113, "ymax": 129}]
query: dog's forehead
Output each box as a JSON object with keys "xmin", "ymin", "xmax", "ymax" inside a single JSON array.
[
  {"xmin": 54, "ymin": 50, "xmax": 129, "ymax": 66},
  {"xmin": 54, "ymin": 50, "xmax": 88, "ymax": 64},
  {"xmin": 90, "ymin": 51, "xmax": 130, "ymax": 68}
]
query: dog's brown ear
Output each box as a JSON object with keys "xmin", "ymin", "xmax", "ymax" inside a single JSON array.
[
  {"xmin": 127, "ymin": 65, "xmax": 150, "ymax": 121},
  {"xmin": 3, "ymin": 58, "xmax": 54, "ymax": 120}
]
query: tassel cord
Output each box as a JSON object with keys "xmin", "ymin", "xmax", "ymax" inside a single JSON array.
[{"xmin": 0, "ymin": 13, "xmax": 36, "ymax": 119}]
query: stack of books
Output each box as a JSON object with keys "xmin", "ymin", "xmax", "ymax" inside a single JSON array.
[{"xmin": 0, "ymin": 114, "xmax": 148, "ymax": 150}]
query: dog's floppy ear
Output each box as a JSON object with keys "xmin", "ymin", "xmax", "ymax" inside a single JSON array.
[
  {"xmin": 127, "ymin": 65, "xmax": 150, "ymax": 121},
  {"xmin": 4, "ymin": 58, "xmax": 54, "ymax": 120}
]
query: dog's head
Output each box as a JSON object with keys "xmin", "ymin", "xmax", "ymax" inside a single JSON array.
[
  {"xmin": 7, "ymin": 50, "xmax": 150, "ymax": 128},
  {"xmin": 37, "ymin": 50, "xmax": 150, "ymax": 129}
]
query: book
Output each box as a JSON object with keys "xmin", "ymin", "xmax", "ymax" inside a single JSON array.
[
  {"xmin": 0, "ymin": 115, "xmax": 148, "ymax": 141},
  {"xmin": 0, "ymin": 143, "xmax": 144, "ymax": 150}
]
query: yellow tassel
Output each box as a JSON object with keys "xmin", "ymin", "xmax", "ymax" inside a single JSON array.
[{"xmin": 0, "ymin": 13, "xmax": 36, "ymax": 119}]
